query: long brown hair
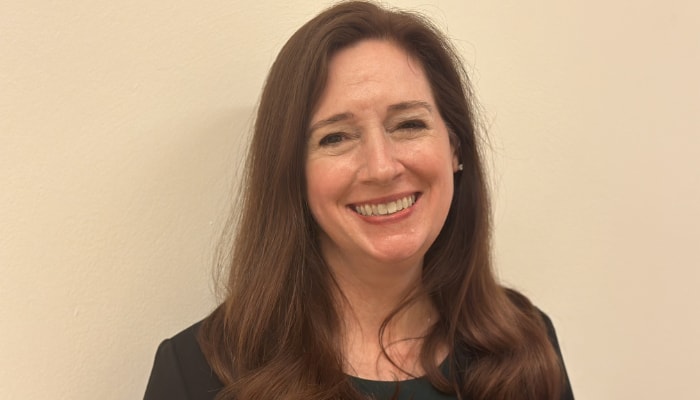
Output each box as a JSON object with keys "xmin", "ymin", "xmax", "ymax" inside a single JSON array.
[{"xmin": 199, "ymin": 1, "xmax": 565, "ymax": 399}]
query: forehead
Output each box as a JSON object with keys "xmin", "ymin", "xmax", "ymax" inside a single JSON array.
[{"xmin": 312, "ymin": 40, "xmax": 435, "ymax": 121}]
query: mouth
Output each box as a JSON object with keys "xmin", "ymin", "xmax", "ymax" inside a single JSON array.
[{"xmin": 352, "ymin": 193, "xmax": 418, "ymax": 217}]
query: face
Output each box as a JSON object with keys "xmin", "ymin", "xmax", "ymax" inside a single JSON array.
[{"xmin": 305, "ymin": 40, "xmax": 459, "ymax": 272}]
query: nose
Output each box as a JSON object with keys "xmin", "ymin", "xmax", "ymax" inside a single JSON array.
[{"xmin": 359, "ymin": 128, "xmax": 403, "ymax": 184}]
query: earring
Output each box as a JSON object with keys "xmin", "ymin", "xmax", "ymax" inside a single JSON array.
[{"xmin": 457, "ymin": 163, "xmax": 464, "ymax": 171}]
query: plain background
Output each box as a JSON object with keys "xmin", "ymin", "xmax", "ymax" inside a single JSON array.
[{"xmin": 2, "ymin": 0, "xmax": 699, "ymax": 398}]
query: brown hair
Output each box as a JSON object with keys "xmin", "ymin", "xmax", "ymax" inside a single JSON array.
[{"xmin": 199, "ymin": 1, "xmax": 565, "ymax": 399}]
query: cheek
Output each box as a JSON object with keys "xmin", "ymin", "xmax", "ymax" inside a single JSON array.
[
  {"xmin": 305, "ymin": 168, "xmax": 323, "ymax": 218},
  {"xmin": 305, "ymin": 160, "xmax": 345, "ymax": 218}
]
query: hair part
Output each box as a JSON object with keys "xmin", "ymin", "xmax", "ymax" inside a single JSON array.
[{"xmin": 199, "ymin": 2, "xmax": 566, "ymax": 399}]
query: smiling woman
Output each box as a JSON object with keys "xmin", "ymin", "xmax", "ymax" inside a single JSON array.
[
  {"xmin": 306, "ymin": 40, "xmax": 458, "ymax": 275},
  {"xmin": 144, "ymin": 2, "xmax": 573, "ymax": 399}
]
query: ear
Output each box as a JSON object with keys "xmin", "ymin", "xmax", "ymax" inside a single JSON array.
[{"xmin": 446, "ymin": 126, "xmax": 461, "ymax": 173}]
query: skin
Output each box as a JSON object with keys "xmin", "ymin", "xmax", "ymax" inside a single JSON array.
[{"xmin": 305, "ymin": 40, "xmax": 458, "ymax": 380}]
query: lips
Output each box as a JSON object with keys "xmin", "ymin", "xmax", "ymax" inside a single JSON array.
[{"xmin": 352, "ymin": 194, "xmax": 417, "ymax": 216}]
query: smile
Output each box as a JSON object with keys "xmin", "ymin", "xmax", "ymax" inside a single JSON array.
[{"xmin": 353, "ymin": 194, "xmax": 417, "ymax": 217}]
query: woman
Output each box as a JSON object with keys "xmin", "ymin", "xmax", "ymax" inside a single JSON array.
[{"xmin": 145, "ymin": 1, "xmax": 573, "ymax": 399}]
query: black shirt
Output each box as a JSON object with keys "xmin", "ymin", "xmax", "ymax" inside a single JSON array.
[{"xmin": 144, "ymin": 313, "xmax": 574, "ymax": 399}]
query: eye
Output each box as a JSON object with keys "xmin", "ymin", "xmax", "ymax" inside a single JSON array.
[
  {"xmin": 319, "ymin": 132, "xmax": 346, "ymax": 146},
  {"xmin": 396, "ymin": 119, "xmax": 427, "ymax": 131}
]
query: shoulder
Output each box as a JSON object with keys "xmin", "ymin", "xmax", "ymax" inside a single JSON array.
[
  {"xmin": 535, "ymin": 309, "xmax": 575, "ymax": 400},
  {"xmin": 144, "ymin": 321, "xmax": 223, "ymax": 400},
  {"xmin": 537, "ymin": 309, "xmax": 561, "ymax": 348},
  {"xmin": 504, "ymin": 288, "xmax": 564, "ymax": 350},
  {"xmin": 453, "ymin": 298, "xmax": 575, "ymax": 400}
]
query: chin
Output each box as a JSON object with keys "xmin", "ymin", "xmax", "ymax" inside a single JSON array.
[{"xmin": 364, "ymin": 247, "xmax": 426, "ymax": 268}]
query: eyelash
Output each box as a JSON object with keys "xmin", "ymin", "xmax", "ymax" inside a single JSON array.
[
  {"xmin": 319, "ymin": 132, "xmax": 347, "ymax": 146},
  {"xmin": 395, "ymin": 119, "xmax": 427, "ymax": 131},
  {"xmin": 317, "ymin": 120, "xmax": 427, "ymax": 146}
]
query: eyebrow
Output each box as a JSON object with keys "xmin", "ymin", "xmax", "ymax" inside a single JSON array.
[
  {"xmin": 308, "ymin": 112, "xmax": 354, "ymax": 134},
  {"xmin": 308, "ymin": 101, "xmax": 433, "ymax": 134},
  {"xmin": 387, "ymin": 100, "xmax": 433, "ymax": 114}
]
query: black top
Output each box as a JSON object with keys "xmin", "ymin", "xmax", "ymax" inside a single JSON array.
[{"xmin": 144, "ymin": 313, "xmax": 574, "ymax": 399}]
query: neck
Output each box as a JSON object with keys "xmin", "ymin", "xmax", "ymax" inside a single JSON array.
[{"xmin": 324, "ymin": 251, "xmax": 440, "ymax": 380}]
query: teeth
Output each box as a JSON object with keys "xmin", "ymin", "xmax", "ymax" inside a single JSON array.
[{"xmin": 354, "ymin": 194, "xmax": 416, "ymax": 217}]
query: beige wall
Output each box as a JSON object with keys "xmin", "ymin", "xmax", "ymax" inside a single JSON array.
[{"xmin": 1, "ymin": 1, "xmax": 698, "ymax": 398}]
